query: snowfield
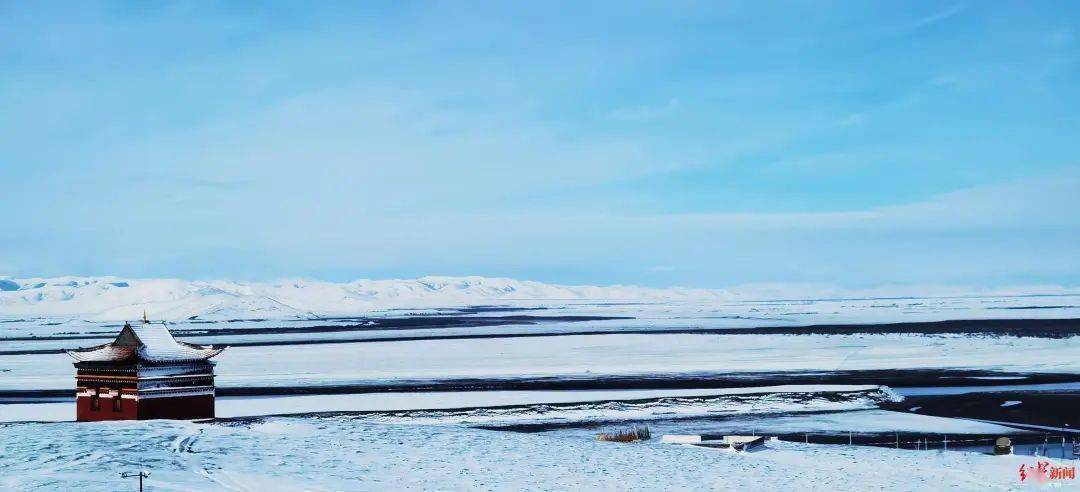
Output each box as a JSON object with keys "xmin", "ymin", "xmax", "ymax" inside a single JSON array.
[
  {"xmin": 3, "ymin": 332, "xmax": 1078, "ymax": 393},
  {"xmin": 0, "ymin": 417, "xmax": 1065, "ymax": 491},
  {"xmin": 2, "ymin": 276, "xmax": 1078, "ymax": 490}
]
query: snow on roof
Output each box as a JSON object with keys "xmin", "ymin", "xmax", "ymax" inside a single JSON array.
[{"xmin": 67, "ymin": 320, "xmax": 224, "ymax": 363}]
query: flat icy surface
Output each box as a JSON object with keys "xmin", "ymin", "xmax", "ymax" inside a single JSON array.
[{"xmin": 0, "ymin": 417, "xmax": 1064, "ymax": 491}]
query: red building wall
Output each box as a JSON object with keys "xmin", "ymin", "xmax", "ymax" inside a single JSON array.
[
  {"xmin": 73, "ymin": 363, "xmax": 217, "ymax": 421},
  {"xmin": 137, "ymin": 395, "xmax": 215, "ymax": 420},
  {"xmin": 76, "ymin": 394, "xmax": 137, "ymax": 421},
  {"xmin": 76, "ymin": 394, "xmax": 215, "ymax": 421}
]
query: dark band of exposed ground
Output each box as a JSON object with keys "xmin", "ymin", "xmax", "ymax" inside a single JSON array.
[
  {"xmin": 5, "ymin": 368, "xmax": 1079, "ymax": 402},
  {"xmin": 222, "ymin": 387, "xmax": 1080, "ymax": 434},
  {"xmin": 2, "ymin": 317, "xmax": 1078, "ymax": 356}
]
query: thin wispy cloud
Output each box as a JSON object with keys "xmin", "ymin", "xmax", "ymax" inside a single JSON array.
[{"xmin": 908, "ymin": 4, "xmax": 965, "ymax": 31}]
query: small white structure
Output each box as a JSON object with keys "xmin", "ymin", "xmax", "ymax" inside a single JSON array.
[
  {"xmin": 661, "ymin": 435, "xmax": 702, "ymax": 444},
  {"xmin": 714, "ymin": 436, "xmax": 767, "ymax": 451},
  {"xmin": 661, "ymin": 434, "xmax": 767, "ymax": 452}
]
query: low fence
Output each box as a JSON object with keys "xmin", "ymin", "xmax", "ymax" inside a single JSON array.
[{"xmin": 752, "ymin": 432, "xmax": 1080, "ymax": 458}]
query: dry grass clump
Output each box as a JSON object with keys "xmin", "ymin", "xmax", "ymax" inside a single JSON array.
[{"xmin": 597, "ymin": 426, "xmax": 651, "ymax": 443}]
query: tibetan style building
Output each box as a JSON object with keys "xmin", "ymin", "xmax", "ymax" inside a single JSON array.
[{"xmin": 66, "ymin": 315, "xmax": 225, "ymax": 421}]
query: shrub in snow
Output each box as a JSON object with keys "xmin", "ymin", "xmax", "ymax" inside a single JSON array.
[{"xmin": 597, "ymin": 426, "xmax": 651, "ymax": 443}]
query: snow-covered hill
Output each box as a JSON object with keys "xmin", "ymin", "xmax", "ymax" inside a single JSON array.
[
  {"xmin": 1, "ymin": 275, "xmax": 1076, "ymax": 321},
  {"xmin": 0, "ymin": 276, "xmax": 722, "ymax": 320}
]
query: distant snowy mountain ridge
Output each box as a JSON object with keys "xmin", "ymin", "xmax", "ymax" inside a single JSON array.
[
  {"xmin": 0, "ymin": 275, "xmax": 1076, "ymax": 321},
  {"xmin": 0, "ymin": 276, "xmax": 717, "ymax": 320}
]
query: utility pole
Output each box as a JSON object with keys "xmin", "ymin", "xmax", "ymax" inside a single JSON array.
[
  {"xmin": 121, "ymin": 471, "xmax": 150, "ymax": 492},
  {"xmin": 895, "ymin": 432, "xmax": 899, "ymax": 449},
  {"xmin": 944, "ymin": 434, "xmax": 947, "ymax": 451}
]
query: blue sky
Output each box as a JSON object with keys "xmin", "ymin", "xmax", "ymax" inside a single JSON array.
[{"xmin": 1, "ymin": 1, "xmax": 1078, "ymax": 288}]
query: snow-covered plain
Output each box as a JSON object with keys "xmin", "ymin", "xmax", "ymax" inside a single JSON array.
[
  {"xmin": 3, "ymin": 332, "xmax": 1078, "ymax": 393},
  {"xmin": 0, "ymin": 417, "xmax": 1066, "ymax": 491},
  {"xmin": 3, "ymin": 276, "xmax": 1078, "ymax": 490}
]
